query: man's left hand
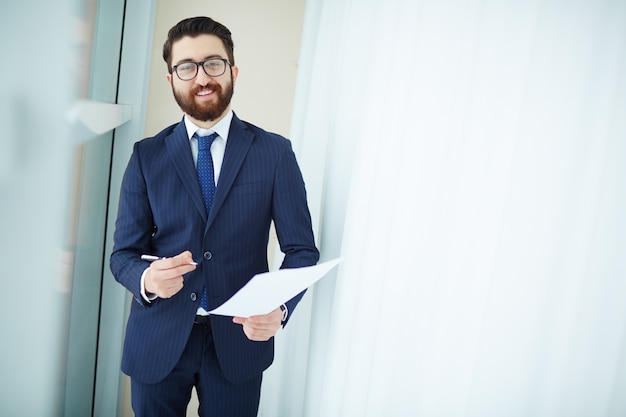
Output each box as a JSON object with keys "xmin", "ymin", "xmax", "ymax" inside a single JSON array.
[{"xmin": 233, "ymin": 307, "xmax": 283, "ymax": 341}]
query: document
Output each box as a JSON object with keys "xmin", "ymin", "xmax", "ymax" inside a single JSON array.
[{"xmin": 209, "ymin": 258, "xmax": 342, "ymax": 317}]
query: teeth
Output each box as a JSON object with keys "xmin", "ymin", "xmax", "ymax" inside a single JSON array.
[{"xmin": 197, "ymin": 90, "xmax": 212, "ymax": 96}]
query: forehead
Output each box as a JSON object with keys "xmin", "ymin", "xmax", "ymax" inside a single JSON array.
[{"xmin": 171, "ymin": 34, "xmax": 228, "ymax": 63}]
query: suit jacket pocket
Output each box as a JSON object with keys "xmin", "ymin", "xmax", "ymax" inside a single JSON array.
[{"xmin": 227, "ymin": 181, "xmax": 264, "ymax": 198}]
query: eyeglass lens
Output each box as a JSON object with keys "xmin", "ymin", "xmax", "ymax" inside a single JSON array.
[{"xmin": 175, "ymin": 59, "xmax": 227, "ymax": 80}]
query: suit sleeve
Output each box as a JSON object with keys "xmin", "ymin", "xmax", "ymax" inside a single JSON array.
[
  {"xmin": 271, "ymin": 142, "xmax": 320, "ymax": 322},
  {"xmin": 110, "ymin": 143, "xmax": 156, "ymax": 307}
]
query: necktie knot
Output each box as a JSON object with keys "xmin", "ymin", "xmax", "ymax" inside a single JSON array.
[{"xmin": 196, "ymin": 132, "xmax": 218, "ymax": 151}]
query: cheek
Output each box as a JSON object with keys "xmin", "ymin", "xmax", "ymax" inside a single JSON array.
[{"xmin": 172, "ymin": 82, "xmax": 190, "ymax": 97}]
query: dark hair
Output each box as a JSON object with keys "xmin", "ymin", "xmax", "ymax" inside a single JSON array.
[{"xmin": 163, "ymin": 16, "xmax": 235, "ymax": 72}]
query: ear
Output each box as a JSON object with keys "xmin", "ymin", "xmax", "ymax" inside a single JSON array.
[
  {"xmin": 231, "ymin": 65, "xmax": 239, "ymax": 85},
  {"xmin": 166, "ymin": 73, "xmax": 172, "ymax": 86}
]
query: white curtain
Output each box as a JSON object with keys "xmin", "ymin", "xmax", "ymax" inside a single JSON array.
[{"xmin": 260, "ymin": 0, "xmax": 626, "ymax": 416}]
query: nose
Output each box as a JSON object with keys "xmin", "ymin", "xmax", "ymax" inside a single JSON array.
[{"xmin": 194, "ymin": 66, "xmax": 211, "ymax": 86}]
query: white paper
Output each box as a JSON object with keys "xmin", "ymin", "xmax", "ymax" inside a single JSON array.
[{"xmin": 209, "ymin": 258, "xmax": 342, "ymax": 317}]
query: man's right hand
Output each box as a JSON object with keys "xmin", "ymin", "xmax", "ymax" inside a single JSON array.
[{"xmin": 144, "ymin": 251, "xmax": 197, "ymax": 298}]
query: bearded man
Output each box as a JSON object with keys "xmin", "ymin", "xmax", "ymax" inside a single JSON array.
[{"xmin": 110, "ymin": 16, "xmax": 319, "ymax": 417}]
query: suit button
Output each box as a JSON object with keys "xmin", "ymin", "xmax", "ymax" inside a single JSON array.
[
  {"xmin": 203, "ymin": 251, "xmax": 212, "ymax": 260},
  {"xmin": 190, "ymin": 293, "xmax": 197, "ymax": 301}
]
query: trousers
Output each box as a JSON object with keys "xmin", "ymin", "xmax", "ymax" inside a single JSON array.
[{"xmin": 130, "ymin": 322, "xmax": 262, "ymax": 417}]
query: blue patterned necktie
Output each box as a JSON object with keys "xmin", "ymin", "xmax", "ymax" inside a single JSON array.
[{"xmin": 195, "ymin": 132, "xmax": 218, "ymax": 311}]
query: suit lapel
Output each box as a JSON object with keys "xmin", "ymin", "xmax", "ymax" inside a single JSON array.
[
  {"xmin": 208, "ymin": 114, "xmax": 254, "ymax": 228},
  {"xmin": 165, "ymin": 120, "xmax": 207, "ymax": 221}
]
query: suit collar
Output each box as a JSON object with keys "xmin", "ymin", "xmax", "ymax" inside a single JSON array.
[
  {"xmin": 164, "ymin": 114, "xmax": 255, "ymax": 227},
  {"xmin": 208, "ymin": 113, "xmax": 254, "ymax": 228},
  {"xmin": 165, "ymin": 120, "xmax": 207, "ymax": 220}
]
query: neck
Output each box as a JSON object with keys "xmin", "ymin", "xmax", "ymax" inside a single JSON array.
[{"xmin": 188, "ymin": 106, "xmax": 231, "ymax": 130}]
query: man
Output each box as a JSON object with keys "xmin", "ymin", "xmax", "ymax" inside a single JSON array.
[{"xmin": 110, "ymin": 16, "xmax": 319, "ymax": 416}]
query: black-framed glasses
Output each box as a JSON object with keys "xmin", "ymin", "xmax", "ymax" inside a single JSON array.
[{"xmin": 171, "ymin": 58, "xmax": 230, "ymax": 81}]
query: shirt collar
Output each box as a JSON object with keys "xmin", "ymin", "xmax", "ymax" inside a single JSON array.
[{"xmin": 184, "ymin": 109, "xmax": 233, "ymax": 142}]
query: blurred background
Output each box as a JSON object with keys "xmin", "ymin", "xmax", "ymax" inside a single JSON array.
[{"xmin": 1, "ymin": 0, "xmax": 625, "ymax": 416}]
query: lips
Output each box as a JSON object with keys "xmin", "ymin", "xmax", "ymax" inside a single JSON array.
[
  {"xmin": 195, "ymin": 83, "xmax": 220, "ymax": 97},
  {"xmin": 196, "ymin": 89, "xmax": 214, "ymax": 97}
]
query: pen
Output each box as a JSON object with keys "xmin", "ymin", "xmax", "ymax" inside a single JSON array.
[
  {"xmin": 141, "ymin": 255, "xmax": 163, "ymax": 261},
  {"xmin": 141, "ymin": 254, "xmax": 198, "ymax": 266}
]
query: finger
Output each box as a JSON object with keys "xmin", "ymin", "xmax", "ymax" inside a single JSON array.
[
  {"xmin": 151, "ymin": 259, "xmax": 193, "ymax": 272},
  {"xmin": 233, "ymin": 317, "xmax": 278, "ymax": 340},
  {"xmin": 171, "ymin": 250, "xmax": 195, "ymax": 265},
  {"xmin": 242, "ymin": 325, "xmax": 266, "ymax": 341},
  {"xmin": 162, "ymin": 281, "xmax": 184, "ymax": 298},
  {"xmin": 163, "ymin": 275, "xmax": 184, "ymax": 289},
  {"xmin": 248, "ymin": 308, "xmax": 282, "ymax": 324},
  {"xmin": 244, "ymin": 318, "xmax": 281, "ymax": 333},
  {"xmin": 242, "ymin": 324, "xmax": 278, "ymax": 341},
  {"xmin": 151, "ymin": 251, "xmax": 196, "ymax": 270},
  {"xmin": 245, "ymin": 320, "xmax": 279, "ymax": 331},
  {"xmin": 150, "ymin": 273, "xmax": 184, "ymax": 297},
  {"xmin": 151, "ymin": 263, "xmax": 196, "ymax": 282}
]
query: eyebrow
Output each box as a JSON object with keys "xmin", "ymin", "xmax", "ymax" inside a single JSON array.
[{"xmin": 173, "ymin": 54, "xmax": 225, "ymax": 66}]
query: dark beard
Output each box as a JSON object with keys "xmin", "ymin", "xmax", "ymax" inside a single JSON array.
[{"xmin": 172, "ymin": 76, "xmax": 234, "ymax": 122}]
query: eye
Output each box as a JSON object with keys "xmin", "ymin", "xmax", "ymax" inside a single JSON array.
[
  {"xmin": 206, "ymin": 61, "xmax": 221, "ymax": 70},
  {"xmin": 176, "ymin": 63, "xmax": 196, "ymax": 73}
]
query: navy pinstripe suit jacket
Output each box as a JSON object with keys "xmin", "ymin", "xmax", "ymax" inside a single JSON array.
[{"xmin": 110, "ymin": 114, "xmax": 319, "ymax": 384}]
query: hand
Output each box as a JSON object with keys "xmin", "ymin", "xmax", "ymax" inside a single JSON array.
[
  {"xmin": 144, "ymin": 251, "xmax": 196, "ymax": 298},
  {"xmin": 233, "ymin": 307, "xmax": 283, "ymax": 341}
]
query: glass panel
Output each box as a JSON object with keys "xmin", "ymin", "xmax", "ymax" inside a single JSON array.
[
  {"xmin": 63, "ymin": 0, "xmax": 122, "ymax": 415},
  {"xmin": 0, "ymin": 0, "xmax": 88, "ymax": 414}
]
